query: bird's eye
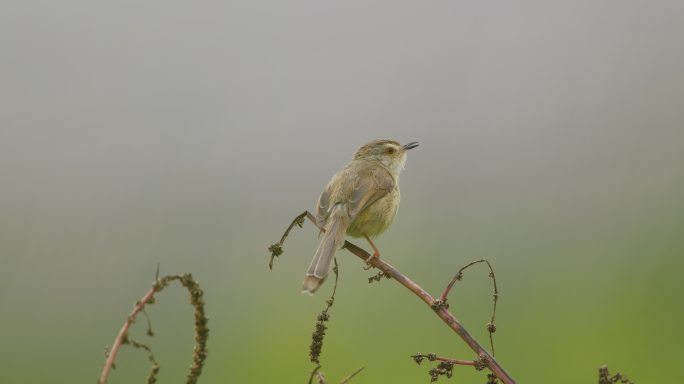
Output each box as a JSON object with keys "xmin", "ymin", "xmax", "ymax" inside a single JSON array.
[{"xmin": 386, "ymin": 147, "xmax": 396, "ymax": 154}]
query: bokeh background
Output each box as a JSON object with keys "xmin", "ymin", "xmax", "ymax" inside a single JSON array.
[{"xmin": 1, "ymin": 1, "xmax": 683, "ymax": 383}]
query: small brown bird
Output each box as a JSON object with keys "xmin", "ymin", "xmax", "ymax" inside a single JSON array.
[{"xmin": 302, "ymin": 139, "xmax": 418, "ymax": 294}]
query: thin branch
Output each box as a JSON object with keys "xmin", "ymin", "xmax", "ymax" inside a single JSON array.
[
  {"xmin": 411, "ymin": 353, "xmax": 483, "ymax": 367},
  {"xmin": 438, "ymin": 259, "xmax": 499, "ymax": 356},
  {"xmin": 99, "ymin": 274, "xmax": 209, "ymax": 384},
  {"xmin": 126, "ymin": 338, "xmax": 160, "ymax": 383},
  {"xmin": 270, "ymin": 211, "xmax": 516, "ymax": 384},
  {"xmin": 342, "ymin": 241, "xmax": 514, "ymax": 383},
  {"xmin": 340, "ymin": 367, "xmax": 365, "ymax": 383},
  {"xmin": 411, "ymin": 352, "xmax": 489, "ymax": 382},
  {"xmin": 100, "ymin": 287, "xmax": 157, "ymax": 384},
  {"xmin": 268, "ymin": 211, "xmax": 315, "ymax": 269},
  {"xmin": 308, "ymin": 365, "xmax": 325, "ymax": 384}
]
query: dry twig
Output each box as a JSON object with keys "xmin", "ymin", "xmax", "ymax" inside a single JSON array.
[{"xmin": 99, "ymin": 274, "xmax": 209, "ymax": 384}]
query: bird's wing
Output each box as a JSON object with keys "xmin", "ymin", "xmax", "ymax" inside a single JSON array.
[
  {"xmin": 347, "ymin": 167, "xmax": 395, "ymax": 219},
  {"xmin": 315, "ymin": 171, "xmax": 339, "ymax": 226}
]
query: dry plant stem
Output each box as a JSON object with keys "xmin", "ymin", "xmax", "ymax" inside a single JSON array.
[
  {"xmin": 308, "ymin": 366, "xmax": 325, "ymax": 384},
  {"xmin": 440, "ymin": 259, "xmax": 498, "ymax": 303},
  {"xmin": 446, "ymin": 359, "xmax": 478, "ymax": 367},
  {"xmin": 340, "ymin": 367, "xmax": 365, "ymax": 383},
  {"xmin": 268, "ymin": 211, "xmax": 313, "ymax": 269},
  {"xmin": 99, "ymin": 274, "xmax": 208, "ymax": 384},
  {"xmin": 342, "ymin": 242, "xmax": 514, "ymax": 384},
  {"xmin": 412, "ymin": 353, "xmax": 482, "ymax": 367},
  {"xmin": 99, "ymin": 287, "xmax": 157, "ymax": 384},
  {"xmin": 280, "ymin": 211, "xmax": 516, "ymax": 384},
  {"xmin": 432, "ymin": 357, "xmax": 479, "ymax": 367},
  {"xmin": 439, "ymin": 259, "xmax": 499, "ymax": 356}
]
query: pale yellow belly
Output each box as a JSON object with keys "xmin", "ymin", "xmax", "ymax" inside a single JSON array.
[{"xmin": 346, "ymin": 188, "xmax": 400, "ymax": 238}]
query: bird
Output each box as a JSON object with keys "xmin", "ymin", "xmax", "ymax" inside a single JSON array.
[{"xmin": 302, "ymin": 139, "xmax": 418, "ymax": 294}]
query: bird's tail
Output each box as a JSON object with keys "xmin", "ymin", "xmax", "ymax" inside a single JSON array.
[{"xmin": 302, "ymin": 204, "xmax": 349, "ymax": 295}]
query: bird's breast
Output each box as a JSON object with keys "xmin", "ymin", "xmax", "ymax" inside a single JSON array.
[{"xmin": 346, "ymin": 188, "xmax": 400, "ymax": 238}]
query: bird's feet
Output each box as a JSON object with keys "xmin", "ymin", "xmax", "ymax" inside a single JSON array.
[
  {"xmin": 363, "ymin": 236, "xmax": 381, "ymax": 270},
  {"xmin": 363, "ymin": 250, "xmax": 379, "ymax": 270}
]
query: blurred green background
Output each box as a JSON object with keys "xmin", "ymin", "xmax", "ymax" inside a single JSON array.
[{"xmin": 1, "ymin": 1, "xmax": 683, "ymax": 383}]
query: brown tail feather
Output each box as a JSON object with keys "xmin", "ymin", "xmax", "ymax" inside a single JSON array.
[{"xmin": 302, "ymin": 205, "xmax": 349, "ymax": 294}]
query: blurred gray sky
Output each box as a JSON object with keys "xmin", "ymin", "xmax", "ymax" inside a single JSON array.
[
  {"xmin": 1, "ymin": 1, "xmax": 683, "ymax": 382},
  {"xmin": 2, "ymin": 0, "xmax": 682, "ymax": 271}
]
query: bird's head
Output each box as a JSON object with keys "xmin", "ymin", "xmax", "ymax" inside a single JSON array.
[{"xmin": 353, "ymin": 139, "xmax": 418, "ymax": 174}]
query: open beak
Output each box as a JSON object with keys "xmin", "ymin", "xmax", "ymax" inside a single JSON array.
[{"xmin": 403, "ymin": 141, "xmax": 419, "ymax": 150}]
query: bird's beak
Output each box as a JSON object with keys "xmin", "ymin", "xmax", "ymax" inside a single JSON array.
[{"xmin": 403, "ymin": 141, "xmax": 419, "ymax": 150}]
